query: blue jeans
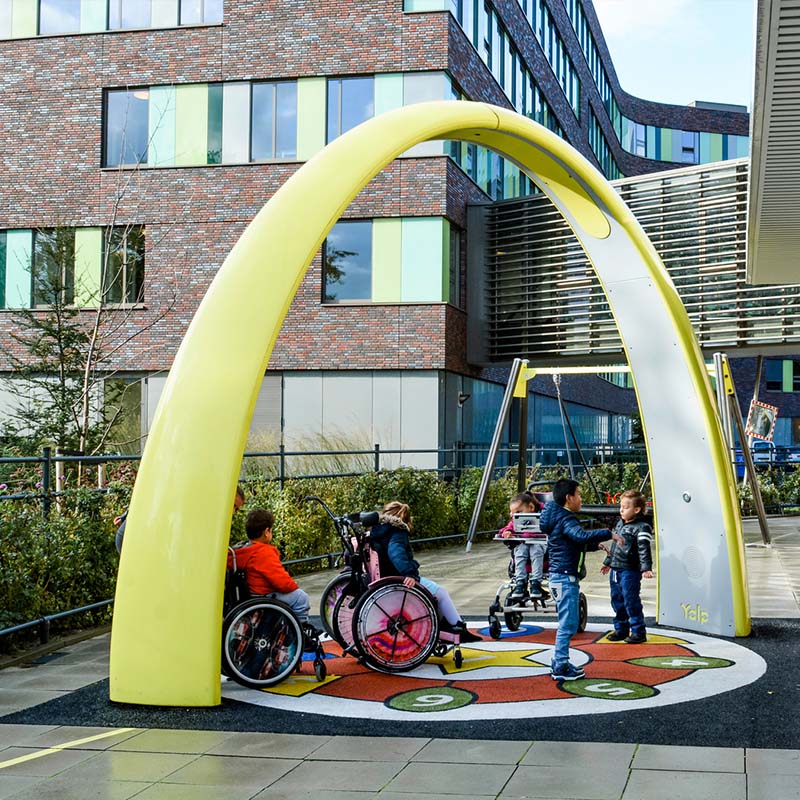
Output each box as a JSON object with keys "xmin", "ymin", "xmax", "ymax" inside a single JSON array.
[
  {"xmin": 549, "ymin": 573, "xmax": 579, "ymax": 669},
  {"xmin": 609, "ymin": 569, "xmax": 644, "ymax": 637},
  {"xmin": 274, "ymin": 588, "xmax": 310, "ymax": 622}
]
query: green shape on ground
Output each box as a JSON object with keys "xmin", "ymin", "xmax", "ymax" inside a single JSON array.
[
  {"xmin": 386, "ymin": 687, "xmax": 476, "ymax": 712},
  {"xmin": 629, "ymin": 656, "xmax": 734, "ymax": 670},
  {"xmin": 560, "ymin": 679, "xmax": 658, "ymax": 700}
]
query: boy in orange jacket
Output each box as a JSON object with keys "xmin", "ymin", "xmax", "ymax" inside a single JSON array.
[{"xmin": 227, "ymin": 508, "xmax": 311, "ymax": 621}]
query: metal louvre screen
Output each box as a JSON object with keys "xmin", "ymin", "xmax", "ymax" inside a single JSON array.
[{"xmin": 480, "ymin": 158, "xmax": 800, "ymax": 365}]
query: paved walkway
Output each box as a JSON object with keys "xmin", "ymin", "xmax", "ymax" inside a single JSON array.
[{"xmin": 1, "ymin": 516, "xmax": 799, "ymax": 799}]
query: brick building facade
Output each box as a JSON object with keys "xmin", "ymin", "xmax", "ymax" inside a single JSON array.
[{"xmin": 0, "ymin": 1, "xmax": 751, "ymax": 460}]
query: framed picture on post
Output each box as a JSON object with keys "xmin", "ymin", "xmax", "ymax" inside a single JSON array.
[{"xmin": 745, "ymin": 400, "xmax": 779, "ymax": 441}]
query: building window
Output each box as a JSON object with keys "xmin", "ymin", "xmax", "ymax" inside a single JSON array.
[
  {"xmin": 32, "ymin": 229, "xmax": 75, "ymax": 307},
  {"xmin": 327, "ymin": 77, "xmax": 374, "ymax": 142},
  {"xmin": 39, "ymin": 0, "xmax": 81, "ymax": 34},
  {"xmin": 108, "ymin": 0, "xmax": 151, "ymax": 28},
  {"xmin": 765, "ymin": 359, "xmax": 783, "ymax": 391},
  {"xmin": 104, "ymin": 89, "xmax": 150, "ymax": 167},
  {"xmin": 449, "ymin": 226, "xmax": 462, "ymax": 308},
  {"xmin": 681, "ymin": 130, "xmax": 699, "ymax": 164},
  {"xmin": 323, "ymin": 220, "xmax": 372, "ymax": 302},
  {"xmin": 251, "ymin": 81, "xmax": 298, "ymax": 160},
  {"xmin": 179, "ymin": 0, "xmax": 223, "ymax": 25},
  {"xmin": 104, "ymin": 227, "xmax": 145, "ymax": 305}
]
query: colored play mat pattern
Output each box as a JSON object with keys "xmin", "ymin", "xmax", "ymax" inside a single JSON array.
[{"xmin": 222, "ymin": 622, "xmax": 766, "ymax": 721}]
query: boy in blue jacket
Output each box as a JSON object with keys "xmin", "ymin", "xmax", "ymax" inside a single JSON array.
[{"xmin": 540, "ymin": 478, "xmax": 618, "ymax": 681}]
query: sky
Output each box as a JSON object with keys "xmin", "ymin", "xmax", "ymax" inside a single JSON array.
[{"xmin": 592, "ymin": 0, "xmax": 756, "ymax": 110}]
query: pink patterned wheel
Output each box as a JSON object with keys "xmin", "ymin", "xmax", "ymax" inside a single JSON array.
[
  {"xmin": 352, "ymin": 578, "xmax": 439, "ymax": 672},
  {"xmin": 319, "ymin": 573, "xmax": 350, "ymax": 640}
]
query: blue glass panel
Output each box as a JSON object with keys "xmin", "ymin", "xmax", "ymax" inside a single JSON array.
[
  {"xmin": 340, "ymin": 77, "xmax": 374, "ymax": 137},
  {"xmin": 323, "ymin": 220, "xmax": 372, "ymax": 302},
  {"xmin": 275, "ymin": 81, "xmax": 297, "ymax": 159},
  {"xmin": 39, "ymin": 0, "xmax": 81, "ymax": 34},
  {"xmin": 251, "ymin": 82, "xmax": 275, "ymax": 160},
  {"xmin": 105, "ymin": 89, "xmax": 150, "ymax": 166}
]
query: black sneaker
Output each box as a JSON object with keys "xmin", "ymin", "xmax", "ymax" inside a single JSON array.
[
  {"xmin": 625, "ymin": 633, "xmax": 647, "ymax": 644},
  {"xmin": 606, "ymin": 631, "xmax": 628, "ymax": 642},
  {"xmin": 529, "ymin": 582, "xmax": 544, "ymax": 599}
]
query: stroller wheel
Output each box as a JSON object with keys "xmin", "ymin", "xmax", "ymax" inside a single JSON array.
[
  {"xmin": 504, "ymin": 610, "xmax": 523, "ymax": 631},
  {"xmin": 578, "ymin": 592, "xmax": 588, "ymax": 632},
  {"xmin": 453, "ymin": 648, "xmax": 463, "ymax": 669},
  {"xmin": 314, "ymin": 658, "xmax": 327, "ymax": 682},
  {"xmin": 489, "ymin": 618, "xmax": 502, "ymax": 639},
  {"xmin": 433, "ymin": 642, "xmax": 448, "ymax": 658}
]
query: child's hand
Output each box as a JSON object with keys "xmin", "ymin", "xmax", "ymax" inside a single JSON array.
[
  {"xmin": 642, "ymin": 570, "xmax": 654, "ymax": 579},
  {"xmin": 501, "ymin": 530, "xmax": 513, "ymax": 538},
  {"xmin": 403, "ymin": 577, "xmax": 416, "ymax": 588},
  {"xmin": 598, "ymin": 542, "xmax": 610, "ymax": 553},
  {"xmin": 600, "ymin": 565, "xmax": 610, "ymax": 575}
]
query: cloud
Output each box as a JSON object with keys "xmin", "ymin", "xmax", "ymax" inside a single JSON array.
[{"xmin": 592, "ymin": 0, "xmax": 693, "ymax": 38}]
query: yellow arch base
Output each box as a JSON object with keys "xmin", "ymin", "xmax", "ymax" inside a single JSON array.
[{"xmin": 109, "ymin": 101, "xmax": 749, "ymax": 707}]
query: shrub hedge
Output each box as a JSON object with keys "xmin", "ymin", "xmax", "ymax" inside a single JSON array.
[{"xmin": 2, "ymin": 462, "xmax": 796, "ymax": 651}]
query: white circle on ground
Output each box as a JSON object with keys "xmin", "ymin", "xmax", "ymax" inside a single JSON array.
[{"xmin": 221, "ymin": 622, "xmax": 766, "ymax": 721}]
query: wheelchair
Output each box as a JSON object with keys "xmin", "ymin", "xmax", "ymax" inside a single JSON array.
[
  {"xmin": 309, "ymin": 496, "xmax": 468, "ymax": 672},
  {"xmin": 221, "ymin": 546, "xmax": 327, "ymax": 689}
]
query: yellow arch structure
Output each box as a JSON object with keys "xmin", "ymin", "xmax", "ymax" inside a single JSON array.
[{"xmin": 109, "ymin": 101, "xmax": 749, "ymax": 707}]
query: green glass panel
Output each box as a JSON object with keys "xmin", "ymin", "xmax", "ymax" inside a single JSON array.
[
  {"xmin": 375, "ymin": 73, "xmax": 403, "ymax": 116},
  {"xmin": 660, "ymin": 128, "xmax": 672, "ymax": 162},
  {"xmin": 296, "ymin": 77, "xmax": 326, "ymax": 161},
  {"xmin": 699, "ymin": 132, "xmax": 710, "ymax": 163},
  {"xmin": 175, "ymin": 84, "xmax": 208, "ymax": 166},
  {"xmin": 11, "ymin": 0, "xmax": 36, "ymax": 38},
  {"xmin": 403, "ymin": 0, "xmax": 448, "ymax": 10},
  {"xmin": 709, "ymin": 132, "xmax": 723, "ymax": 162},
  {"xmin": 5, "ymin": 229, "xmax": 32, "ymax": 308},
  {"xmin": 207, "ymin": 83, "xmax": 223, "ymax": 164},
  {"xmin": 646, "ymin": 126, "xmax": 656, "ymax": 159},
  {"xmin": 401, "ymin": 217, "xmax": 445, "ymax": 302},
  {"xmin": 441, "ymin": 219, "xmax": 450, "ymax": 302},
  {"xmin": 74, "ymin": 227, "xmax": 102, "ymax": 308},
  {"xmin": 372, "ymin": 218, "xmax": 402, "ymax": 302},
  {"xmin": 80, "ymin": 0, "xmax": 106, "ymax": 32},
  {"xmin": 783, "ymin": 360, "xmax": 794, "ymax": 393},
  {"xmin": 149, "ymin": 85, "xmax": 176, "ymax": 167}
]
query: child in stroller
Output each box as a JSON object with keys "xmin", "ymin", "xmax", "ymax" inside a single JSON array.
[{"xmin": 500, "ymin": 491, "xmax": 549, "ymax": 606}]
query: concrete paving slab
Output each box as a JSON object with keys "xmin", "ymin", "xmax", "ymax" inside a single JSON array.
[
  {"xmin": 746, "ymin": 747, "xmax": 800, "ymax": 773},
  {"xmin": 207, "ymin": 731, "xmax": 332, "ymax": 759},
  {"xmin": 622, "ymin": 769, "xmax": 746, "ymax": 800},
  {"xmin": 502, "ymin": 764, "xmax": 628, "ymax": 799},
  {"xmin": 5, "ymin": 776, "xmax": 149, "ymax": 800},
  {"xmin": 54, "ymin": 749, "xmax": 199, "ymax": 782},
  {"xmin": 0, "ymin": 775, "xmax": 45, "ymax": 800},
  {"xmin": 133, "ymin": 785, "xmax": 260, "ymax": 800},
  {"xmin": 108, "ymin": 728, "xmax": 230, "ymax": 754},
  {"xmin": 309, "ymin": 735, "xmax": 429, "ymax": 761},
  {"xmin": 0, "ymin": 724, "xmax": 58, "ymax": 749},
  {"xmin": 747, "ymin": 772, "xmax": 800, "ymax": 800},
  {"xmin": 386, "ymin": 761, "xmax": 515, "ymax": 796},
  {"xmin": 520, "ymin": 741, "xmax": 635, "ymax": 767},
  {"xmin": 632, "ymin": 744, "xmax": 744, "ymax": 772},
  {"xmin": 0, "ymin": 744, "xmax": 97, "ymax": 777},
  {"xmin": 266, "ymin": 759, "xmax": 404, "ymax": 793},
  {"xmin": 162, "ymin": 754, "xmax": 299, "ymax": 789},
  {"xmin": 26, "ymin": 725, "xmax": 141, "ymax": 750},
  {"xmin": 412, "ymin": 738, "xmax": 531, "ymax": 765}
]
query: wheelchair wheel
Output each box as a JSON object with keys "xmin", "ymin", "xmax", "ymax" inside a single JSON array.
[
  {"xmin": 222, "ymin": 598, "xmax": 302, "ymax": 689},
  {"xmin": 352, "ymin": 578, "xmax": 438, "ymax": 673},
  {"xmin": 331, "ymin": 585, "xmax": 360, "ymax": 651},
  {"xmin": 578, "ymin": 592, "xmax": 588, "ymax": 633},
  {"xmin": 318, "ymin": 572, "xmax": 350, "ymax": 639}
]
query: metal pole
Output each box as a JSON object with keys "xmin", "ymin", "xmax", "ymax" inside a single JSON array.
[
  {"xmin": 720, "ymin": 354, "xmax": 771, "ymax": 545},
  {"xmin": 747, "ymin": 355, "xmax": 763, "ymax": 453},
  {"xmin": 553, "ymin": 374, "xmax": 574, "ymax": 478},
  {"xmin": 374, "ymin": 444, "xmax": 380, "ymax": 473},
  {"xmin": 517, "ymin": 391, "xmax": 528, "ymax": 492},
  {"xmin": 713, "ymin": 352, "xmax": 734, "ymax": 464},
  {"xmin": 279, "ymin": 444, "xmax": 286, "ymax": 490},
  {"xmin": 466, "ymin": 358, "xmax": 526, "ymax": 551},
  {"xmin": 42, "ymin": 446, "xmax": 51, "ymax": 520}
]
